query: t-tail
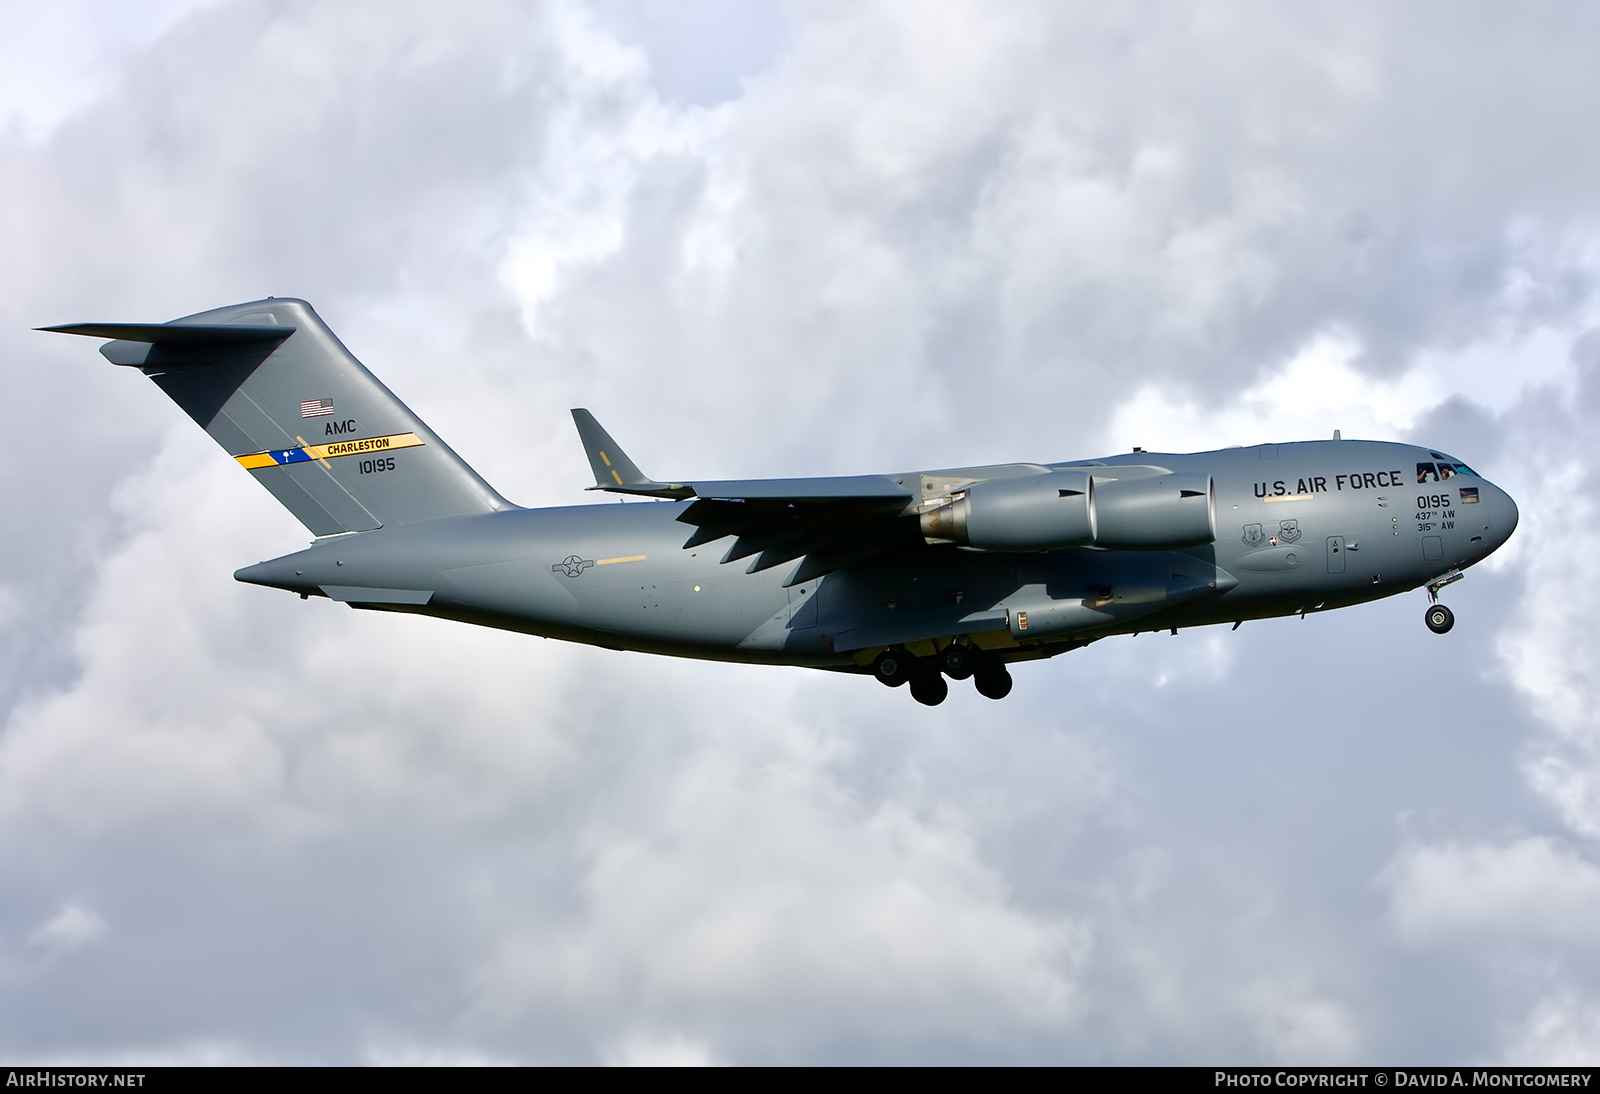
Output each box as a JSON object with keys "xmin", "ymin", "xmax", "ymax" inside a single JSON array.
[{"xmin": 42, "ymin": 298, "xmax": 513, "ymax": 535}]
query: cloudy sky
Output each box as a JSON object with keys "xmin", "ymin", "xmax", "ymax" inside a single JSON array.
[{"xmin": 2, "ymin": 0, "xmax": 1599, "ymax": 1065}]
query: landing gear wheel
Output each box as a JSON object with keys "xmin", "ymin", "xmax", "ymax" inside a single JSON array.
[
  {"xmin": 872, "ymin": 648, "xmax": 913, "ymax": 687},
  {"xmin": 938, "ymin": 642, "xmax": 979, "ymax": 680},
  {"xmin": 974, "ymin": 665, "xmax": 1013, "ymax": 700},
  {"xmin": 909, "ymin": 670, "xmax": 949, "ymax": 707},
  {"xmin": 1425, "ymin": 604, "xmax": 1455, "ymax": 634}
]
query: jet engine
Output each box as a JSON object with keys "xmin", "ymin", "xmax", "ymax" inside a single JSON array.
[{"xmin": 920, "ymin": 470, "xmax": 1214, "ymax": 551}]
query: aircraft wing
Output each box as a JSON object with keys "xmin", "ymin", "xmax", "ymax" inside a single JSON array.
[
  {"xmin": 686, "ymin": 476, "xmax": 911, "ymax": 501},
  {"xmin": 572, "ymin": 409, "xmax": 919, "ymax": 584},
  {"xmin": 676, "ymin": 491, "xmax": 919, "ymax": 584}
]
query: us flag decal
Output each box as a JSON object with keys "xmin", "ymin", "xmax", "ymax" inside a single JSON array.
[{"xmin": 300, "ymin": 398, "xmax": 334, "ymax": 418}]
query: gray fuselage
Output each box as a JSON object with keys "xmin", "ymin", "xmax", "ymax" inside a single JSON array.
[{"xmin": 235, "ymin": 438, "xmax": 1518, "ymax": 673}]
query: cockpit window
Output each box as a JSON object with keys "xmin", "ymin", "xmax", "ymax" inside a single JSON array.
[{"xmin": 1421, "ymin": 453, "xmax": 1477, "ymax": 480}]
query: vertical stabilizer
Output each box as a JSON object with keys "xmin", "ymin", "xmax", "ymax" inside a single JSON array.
[{"xmin": 43, "ymin": 298, "xmax": 513, "ymax": 535}]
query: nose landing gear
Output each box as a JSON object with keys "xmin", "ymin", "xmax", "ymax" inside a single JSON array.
[
  {"xmin": 1424, "ymin": 569, "xmax": 1463, "ymax": 634},
  {"xmin": 1425, "ymin": 603, "xmax": 1455, "ymax": 634}
]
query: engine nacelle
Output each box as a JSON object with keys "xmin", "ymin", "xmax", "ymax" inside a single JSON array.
[
  {"xmin": 1091, "ymin": 472, "xmax": 1214, "ymax": 549},
  {"xmin": 920, "ymin": 470, "xmax": 1214, "ymax": 551},
  {"xmin": 920, "ymin": 469, "xmax": 1093, "ymax": 550}
]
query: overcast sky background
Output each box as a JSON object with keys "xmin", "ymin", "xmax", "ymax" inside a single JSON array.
[{"xmin": 1, "ymin": 0, "xmax": 1599, "ymax": 1064}]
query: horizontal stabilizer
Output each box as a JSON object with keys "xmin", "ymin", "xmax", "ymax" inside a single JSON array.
[{"xmin": 38, "ymin": 323, "xmax": 294, "ymax": 345}]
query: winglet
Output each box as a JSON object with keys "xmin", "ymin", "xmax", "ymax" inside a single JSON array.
[{"xmin": 570, "ymin": 409, "xmax": 694, "ymax": 499}]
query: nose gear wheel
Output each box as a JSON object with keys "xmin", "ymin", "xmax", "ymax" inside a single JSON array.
[{"xmin": 1425, "ymin": 604, "xmax": 1455, "ymax": 634}]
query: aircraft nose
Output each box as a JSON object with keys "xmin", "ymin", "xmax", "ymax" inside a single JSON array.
[{"xmin": 1484, "ymin": 480, "xmax": 1519, "ymax": 548}]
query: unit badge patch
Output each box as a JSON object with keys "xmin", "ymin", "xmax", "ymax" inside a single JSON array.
[
  {"xmin": 1242, "ymin": 523, "xmax": 1266, "ymax": 547},
  {"xmin": 1277, "ymin": 519, "xmax": 1301, "ymax": 544}
]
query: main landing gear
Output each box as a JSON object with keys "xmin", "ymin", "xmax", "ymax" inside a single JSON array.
[
  {"xmin": 1424, "ymin": 569, "xmax": 1463, "ymax": 635},
  {"xmin": 871, "ymin": 644, "xmax": 1013, "ymax": 706},
  {"xmin": 909, "ymin": 671, "xmax": 949, "ymax": 707}
]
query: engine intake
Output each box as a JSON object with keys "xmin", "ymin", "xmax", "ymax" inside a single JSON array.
[{"xmin": 921, "ymin": 470, "xmax": 1214, "ymax": 551}]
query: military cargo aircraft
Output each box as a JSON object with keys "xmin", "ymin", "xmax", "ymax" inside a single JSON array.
[{"xmin": 43, "ymin": 298, "xmax": 1519, "ymax": 706}]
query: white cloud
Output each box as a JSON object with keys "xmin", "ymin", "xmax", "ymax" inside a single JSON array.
[
  {"xmin": 1502, "ymin": 993, "xmax": 1600, "ymax": 1067},
  {"xmin": 28, "ymin": 904, "xmax": 109, "ymax": 955},
  {"xmin": 470, "ymin": 734, "xmax": 1088, "ymax": 1048},
  {"xmin": 1386, "ymin": 837, "xmax": 1600, "ymax": 945},
  {"xmin": 0, "ymin": 423, "xmax": 596, "ymax": 852},
  {"xmin": 602, "ymin": 1032, "xmax": 721, "ymax": 1067},
  {"xmin": 0, "ymin": 0, "xmax": 221, "ymax": 137},
  {"xmin": 1109, "ymin": 310, "xmax": 1590, "ymax": 458},
  {"xmin": 1243, "ymin": 978, "xmax": 1361, "ymax": 1065},
  {"xmin": 1498, "ymin": 452, "xmax": 1600, "ymax": 841},
  {"xmin": 363, "ymin": 1043, "xmax": 515, "ymax": 1067}
]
